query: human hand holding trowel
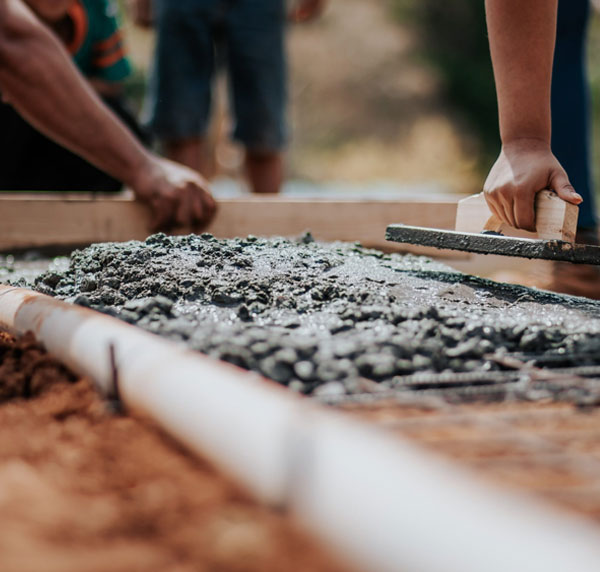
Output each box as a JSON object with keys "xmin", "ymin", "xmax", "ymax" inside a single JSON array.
[{"xmin": 483, "ymin": 139, "xmax": 582, "ymax": 234}]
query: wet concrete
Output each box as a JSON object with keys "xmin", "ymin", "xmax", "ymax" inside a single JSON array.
[
  {"xmin": 0, "ymin": 253, "xmax": 69, "ymax": 285},
  {"xmin": 9, "ymin": 233, "xmax": 600, "ymax": 399}
]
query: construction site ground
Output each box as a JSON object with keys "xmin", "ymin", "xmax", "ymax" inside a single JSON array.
[
  {"xmin": 0, "ymin": 332, "xmax": 344, "ymax": 572},
  {"xmin": 4, "ymin": 234, "xmax": 600, "ymax": 567},
  {"xmin": 344, "ymin": 399, "xmax": 600, "ymax": 523}
]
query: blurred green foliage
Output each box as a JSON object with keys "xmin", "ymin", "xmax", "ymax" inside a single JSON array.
[{"xmin": 391, "ymin": 0, "xmax": 500, "ymax": 161}]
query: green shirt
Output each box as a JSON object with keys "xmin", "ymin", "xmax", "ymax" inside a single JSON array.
[{"xmin": 66, "ymin": 0, "xmax": 132, "ymax": 82}]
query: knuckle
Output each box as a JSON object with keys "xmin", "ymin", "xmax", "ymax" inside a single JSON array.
[
  {"xmin": 489, "ymin": 184, "xmax": 515, "ymax": 199},
  {"xmin": 484, "ymin": 189, "xmax": 501, "ymax": 204}
]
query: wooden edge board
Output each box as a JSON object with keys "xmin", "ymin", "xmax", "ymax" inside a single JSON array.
[
  {"xmin": 0, "ymin": 195, "xmax": 468, "ymax": 259},
  {"xmin": 0, "ymin": 191, "xmax": 461, "ymax": 204}
]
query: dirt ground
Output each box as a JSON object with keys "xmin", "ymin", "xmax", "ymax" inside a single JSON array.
[
  {"xmin": 0, "ymin": 333, "xmax": 344, "ymax": 572},
  {"xmin": 7, "ymin": 234, "xmax": 600, "ymax": 560},
  {"xmin": 345, "ymin": 399, "xmax": 600, "ymax": 524}
]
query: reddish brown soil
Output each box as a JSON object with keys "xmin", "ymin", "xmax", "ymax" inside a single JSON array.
[
  {"xmin": 343, "ymin": 399, "xmax": 600, "ymax": 522},
  {"xmin": 0, "ymin": 333, "xmax": 344, "ymax": 572},
  {"xmin": 0, "ymin": 331, "xmax": 77, "ymax": 402}
]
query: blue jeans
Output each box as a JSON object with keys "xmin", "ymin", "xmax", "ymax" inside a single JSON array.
[
  {"xmin": 146, "ymin": 0, "xmax": 288, "ymax": 152},
  {"xmin": 552, "ymin": 0, "xmax": 597, "ymax": 230}
]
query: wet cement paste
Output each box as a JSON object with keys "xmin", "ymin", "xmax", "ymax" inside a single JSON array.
[{"xmin": 11, "ymin": 233, "xmax": 600, "ymax": 402}]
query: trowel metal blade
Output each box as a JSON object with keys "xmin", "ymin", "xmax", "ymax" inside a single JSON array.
[{"xmin": 386, "ymin": 224, "xmax": 600, "ymax": 265}]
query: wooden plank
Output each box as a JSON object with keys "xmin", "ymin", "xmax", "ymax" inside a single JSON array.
[
  {"xmin": 0, "ymin": 193, "xmax": 570, "ymax": 279},
  {"xmin": 0, "ymin": 193, "xmax": 465, "ymax": 257},
  {"xmin": 455, "ymin": 191, "xmax": 578, "ymax": 242}
]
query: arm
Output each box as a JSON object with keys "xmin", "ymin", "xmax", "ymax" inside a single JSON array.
[
  {"xmin": 484, "ymin": 0, "xmax": 581, "ymax": 231},
  {"xmin": 0, "ymin": 0, "xmax": 215, "ymax": 230}
]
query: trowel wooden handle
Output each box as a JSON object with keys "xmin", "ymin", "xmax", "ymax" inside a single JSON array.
[{"xmin": 455, "ymin": 190, "xmax": 578, "ymax": 242}]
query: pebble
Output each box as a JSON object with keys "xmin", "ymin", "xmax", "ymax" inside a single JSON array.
[{"xmin": 23, "ymin": 233, "xmax": 600, "ymax": 401}]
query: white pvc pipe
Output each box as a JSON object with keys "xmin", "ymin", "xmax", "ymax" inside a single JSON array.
[
  {"xmin": 2, "ymin": 284, "xmax": 600, "ymax": 572},
  {"xmin": 0, "ymin": 286, "xmax": 295, "ymax": 504}
]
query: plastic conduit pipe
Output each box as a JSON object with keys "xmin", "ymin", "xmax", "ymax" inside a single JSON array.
[{"xmin": 1, "ymin": 284, "xmax": 600, "ymax": 572}]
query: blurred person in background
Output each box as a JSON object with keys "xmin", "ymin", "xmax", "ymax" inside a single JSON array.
[
  {"xmin": 484, "ymin": 0, "xmax": 600, "ymax": 299},
  {"xmin": 0, "ymin": 0, "xmax": 148, "ymax": 192},
  {"xmin": 0, "ymin": 0, "xmax": 215, "ymax": 230},
  {"xmin": 130, "ymin": 0, "xmax": 327, "ymax": 194},
  {"xmin": 546, "ymin": 0, "xmax": 599, "ymax": 297}
]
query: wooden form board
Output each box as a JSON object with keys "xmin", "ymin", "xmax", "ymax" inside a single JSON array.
[
  {"xmin": 0, "ymin": 193, "xmax": 465, "ymax": 258},
  {"xmin": 0, "ymin": 193, "xmax": 563, "ymax": 279}
]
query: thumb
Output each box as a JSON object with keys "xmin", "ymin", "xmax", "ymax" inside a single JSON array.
[{"xmin": 550, "ymin": 170, "xmax": 583, "ymax": 205}]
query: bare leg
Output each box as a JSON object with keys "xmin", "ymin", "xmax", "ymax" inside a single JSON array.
[
  {"xmin": 245, "ymin": 150, "xmax": 283, "ymax": 194},
  {"xmin": 164, "ymin": 137, "xmax": 215, "ymax": 178}
]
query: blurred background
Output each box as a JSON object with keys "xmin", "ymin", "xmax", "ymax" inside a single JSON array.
[{"xmin": 120, "ymin": 0, "xmax": 600, "ymax": 198}]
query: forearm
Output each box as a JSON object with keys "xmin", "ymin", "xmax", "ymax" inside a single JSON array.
[
  {"xmin": 0, "ymin": 0, "xmax": 151, "ymax": 187},
  {"xmin": 485, "ymin": 0, "xmax": 557, "ymax": 145}
]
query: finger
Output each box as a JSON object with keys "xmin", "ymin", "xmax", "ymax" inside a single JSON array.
[
  {"xmin": 501, "ymin": 203, "xmax": 516, "ymax": 229},
  {"xmin": 150, "ymin": 196, "xmax": 176, "ymax": 232},
  {"xmin": 484, "ymin": 193, "xmax": 505, "ymax": 224},
  {"xmin": 150, "ymin": 205, "xmax": 170, "ymax": 233},
  {"xmin": 201, "ymin": 190, "xmax": 217, "ymax": 223},
  {"xmin": 190, "ymin": 190, "xmax": 206, "ymax": 229},
  {"xmin": 498, "ymin": 195, "xmax": 517, "ymax": 228},
  {"xmin": 513, "ymin": 193, "xmax": 536, "ymax": 232},
  {"xmin": 175, "ymin": 188, "xmax": 193, "ymax": 228},
  {"xmin": 550, "ymin": 171, "xmax": 583, "ymax": 205},
  {"xmin": 488, "ymin": 202, "xmax": 505, "ymax": 225}
]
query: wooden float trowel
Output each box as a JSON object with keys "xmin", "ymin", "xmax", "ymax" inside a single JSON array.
[{"xmin": 386, "ymin": 190, "xmax": 600, "ymax": 264}]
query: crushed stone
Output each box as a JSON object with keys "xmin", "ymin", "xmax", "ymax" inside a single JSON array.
[{"xmin": 12, "ymin": 233, "xmax": 600, "ymax": 400}]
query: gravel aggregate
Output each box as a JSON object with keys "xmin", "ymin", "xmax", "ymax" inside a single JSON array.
[{"xmin": 9, "ymin": 233, "xmax": 600, "ymax": 399}]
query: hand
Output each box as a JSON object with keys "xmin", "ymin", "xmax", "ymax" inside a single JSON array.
[
  {"xmin": 483, "ymin": 138, "xmax": 582, "ymax": 231},
  {"xmin": 127, "ymin": 0, "xmax": 153, "ymax": 28},
  {"xmin": 289, "ymin": 0, "xmax": 327, "ymax": 23},
  {"xmin": 132, "ymin": 156, "xmax": 217, "ymax": 232}
]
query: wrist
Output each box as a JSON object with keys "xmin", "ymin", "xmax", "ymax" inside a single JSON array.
[
  {"xmin": 501, "ymin": 137, "xmax": 551, "ymax": 155},
  {"xmin": 124, "ymin": 151, "xmax": 160, "ymax": 197}
]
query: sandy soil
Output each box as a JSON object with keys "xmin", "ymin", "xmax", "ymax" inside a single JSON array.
[
  {"xmin": 345, "ymin": 399, "xmax": 600, "ymax": 523},
  {"xmin": 0, "ymin": 333, "xmax": 345, "ymax": 572}
]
